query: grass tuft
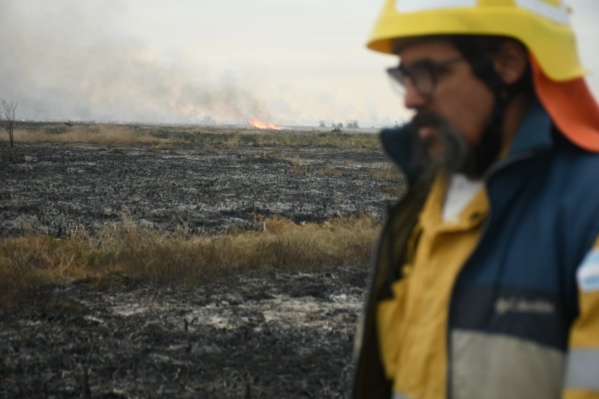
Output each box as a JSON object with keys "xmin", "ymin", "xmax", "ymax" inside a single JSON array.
[{"xmin": 0, "ymin": 215, "xmax": 379, "ymax": 309}]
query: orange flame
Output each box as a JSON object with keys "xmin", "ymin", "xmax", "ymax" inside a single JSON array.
[{"xmin": 249, "ymin": 118, "xmax": 283, "ymax": 130}]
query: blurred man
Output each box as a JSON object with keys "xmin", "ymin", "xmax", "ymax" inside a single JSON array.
[{"xmin": 352, "ymin": 1, "xmax": 599, "ymax": 399}]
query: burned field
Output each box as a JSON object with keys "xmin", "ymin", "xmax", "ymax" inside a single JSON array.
[
  {"xmin": 0, "ymin": 137, "xmax": 402, "ymax": 236},
  {"xmin": 0, "ymin": 130, "xmax": 404, "ymax": 399}
]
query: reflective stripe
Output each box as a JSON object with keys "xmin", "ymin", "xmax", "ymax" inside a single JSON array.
[
  {"xmin": 516, "ymin": 0, "xmax": 570, "ymax": 24},
  {"xmin": 565, "ymin": 349, "xmax": 599, "ymax": 390},
  {"xmin": 577, "ymin": 249, "xmax": 599, "ymax": 292},
  {"xmin": 396, "ymin": 0, "xmax": 476, "ymax": 13},
  {"xmin": 394, "ymin": 0, "xmax": 569, "ymax": 25},
  {"xmin": 451, "ymin": 330, "xmax": 564, "ymax": 399}
]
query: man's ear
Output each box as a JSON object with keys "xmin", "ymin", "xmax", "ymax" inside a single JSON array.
[{"xmin": 493, "ymin": 40, "xmax": 529, "ymax": 85}]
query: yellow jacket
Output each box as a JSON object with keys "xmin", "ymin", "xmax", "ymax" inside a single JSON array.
[{"xmin": 352, "ymin": 102, "xmax": 599, "ymax": 399}]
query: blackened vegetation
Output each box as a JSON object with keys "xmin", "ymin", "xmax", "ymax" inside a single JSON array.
[
  {"xmin": 1, "ymin": 267, "xmax": 367, "ymax": 398},
  {"xmin": 0, "ymin": 142, "xmax": 403, "ymax": 237},
  {"xmin": 0, "ymin": 140, "xmax": 404, "ymax": 398},
  {"xmin": 0, "ymin": 146, "xmax": 25, "ymax": 170}
]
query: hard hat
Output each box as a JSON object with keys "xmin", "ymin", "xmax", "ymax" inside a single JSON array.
[
  {"xmin": 368, "ymin": 0, "xmax": 599, "ymax": 152},
  {"xmin": 531, "ymin": 55, "xmax": 599, "ymax": 152},
  {"xmin": 367, "ymin": 0, "xmax": 584, "ymax": 82}
]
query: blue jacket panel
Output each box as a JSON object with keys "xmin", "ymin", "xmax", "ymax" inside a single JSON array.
[
  {"xmin": 353, "ymin": 98, "xmax": 599, "ymax": 399},
  {"xmin": 381, "ymin": 100, "xmax": 599, "ymax": 350}
]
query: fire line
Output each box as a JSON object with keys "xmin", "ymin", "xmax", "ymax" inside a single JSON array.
[{"xmin": 249, "ymin": 118, "xmax": 283, "ymax": 130}]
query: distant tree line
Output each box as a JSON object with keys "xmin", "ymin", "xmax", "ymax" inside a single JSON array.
[{"xmin": 318, "ymin": 120, "xmax": 360, "ymax": 130}]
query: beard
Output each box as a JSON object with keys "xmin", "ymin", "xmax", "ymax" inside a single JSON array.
[{"xmin": 410, "ymin": 111, "xmax": 501, "ymax": 179}]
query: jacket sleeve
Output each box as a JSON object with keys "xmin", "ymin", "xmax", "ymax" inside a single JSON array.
[{"xmin": 563, "ymin": 237, "xmax": 599, "ymax": 399}]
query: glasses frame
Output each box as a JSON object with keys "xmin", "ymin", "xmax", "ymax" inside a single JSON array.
[{"xmin": 386, "ymin": 56, "xmax": 464, "ymax": 98}]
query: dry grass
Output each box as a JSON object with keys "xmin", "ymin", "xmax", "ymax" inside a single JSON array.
[
  {"xmin": 15, "ymin": 124, "xmax": 161, "ymax": 145},
  {"xmin": 0, "ymin": 214, "xmax": 380, "ymax": 309},
  {"xmin": 12, "ymin": 123, "xmax": 380, "ymax": 149}
]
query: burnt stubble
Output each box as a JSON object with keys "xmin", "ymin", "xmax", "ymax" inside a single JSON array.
[{"xmin": 0, "ymin": 136, "xmax": 402, "ymax": 399}]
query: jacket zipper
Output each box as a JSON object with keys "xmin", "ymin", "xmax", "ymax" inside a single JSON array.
[{"xmin": 445, "ymin": 149, "xmax": 541, "ymax": 399}]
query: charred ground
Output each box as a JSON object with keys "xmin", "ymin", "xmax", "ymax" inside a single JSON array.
[{"xmin": 0, "ymin": 131, "xmax": 403, "ymax": 399}]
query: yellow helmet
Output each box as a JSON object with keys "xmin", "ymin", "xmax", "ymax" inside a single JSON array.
[{"xmin": 367, "ymin": 0, "xmax": 584, "ymax": 81}]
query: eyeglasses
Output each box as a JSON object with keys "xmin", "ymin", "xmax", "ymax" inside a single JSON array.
[{"xmin": 386, "ymin": 56, "xmax": 464, "ymax": 98}]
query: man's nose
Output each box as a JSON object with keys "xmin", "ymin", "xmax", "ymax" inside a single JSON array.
[{"xmin": 403, "ymin": 78, "xmax": 428, "ymax": 109}]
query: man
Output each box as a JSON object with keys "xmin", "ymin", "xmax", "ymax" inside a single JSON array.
[{"xmin": 352, "ymin": 1, "xmax": 599, "ymax": 399}]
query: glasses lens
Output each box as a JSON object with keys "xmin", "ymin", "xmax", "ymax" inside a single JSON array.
[
  {"xmin": 410, "ymin": 64, "xmax": 434, "ymax": 97},
  {"xmin": 386, "ymin": 67, "xmax": 406, "ymax": 95},
  {"xmin": 387, "ymin": 63, "xmax": 435, "ymax": 97},
  {"xmin": 386, "ymin": 57, "xmax": 461, "ymax": 98}
]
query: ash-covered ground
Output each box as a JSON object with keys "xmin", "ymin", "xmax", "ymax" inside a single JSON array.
[
  {"xmin": 0, "ymin": 140, "xmax": 403, "ymax": 398},
  {"xmin": 0, "ymin": 141, "xmax": 403, "ymax": 237}
]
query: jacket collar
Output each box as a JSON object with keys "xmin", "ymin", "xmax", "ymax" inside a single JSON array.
[{"xmin": 380, "ymin": 98, "xmax": 554, "ymax": 183}]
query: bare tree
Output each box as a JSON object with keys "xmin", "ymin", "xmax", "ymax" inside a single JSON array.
[{"xmin": 1, "ymin": 100, "xmax": 18, "ymax": 147}]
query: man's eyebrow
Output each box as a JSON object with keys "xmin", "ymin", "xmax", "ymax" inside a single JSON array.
[
  {"xmin": 399, "ymin": 58, "xmax": 449, "ymax": 69},
  {"xmin": 398, "ymin": 58, "xmax": 429, "ymax": 69}
]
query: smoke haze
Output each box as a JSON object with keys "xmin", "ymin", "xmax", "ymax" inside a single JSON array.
[
  {"xmin": 0, "ymin": 1, "xmax": 272, "ymax": 124},
  {"xmin": 3, "ymin": 1, "xmax": 596, "ymax": 127}
]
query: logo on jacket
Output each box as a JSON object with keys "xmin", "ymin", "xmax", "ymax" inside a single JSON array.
[{"xmin": 495, "ymin": 297, "xmax": 555, "ymax": 316}]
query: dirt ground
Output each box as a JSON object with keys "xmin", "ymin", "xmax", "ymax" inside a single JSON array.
[{"xmin": 0, "ymin": 139, "xmax": 402, "ymax": 398}]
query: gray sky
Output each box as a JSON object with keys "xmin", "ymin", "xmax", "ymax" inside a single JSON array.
[{"xmin": 1, "ymin": 0, "xmax": 598, "ymax": 127}]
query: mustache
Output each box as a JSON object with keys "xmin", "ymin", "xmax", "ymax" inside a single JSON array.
[
  {"xmin": 411, "ymin": 111, "xmax": 446, "ymax": 129},
  {"xmin": 410, "ymin": 111, "xmax": 445, "ymax": 145},
  {"xmin": 409, "ymin": 110, "xmax": 502, "ymax": 179}
]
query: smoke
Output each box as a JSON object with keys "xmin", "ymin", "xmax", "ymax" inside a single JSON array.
[{"xmin": 0, "ymin": 0, "xmax": 271, "ymax": 123}]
